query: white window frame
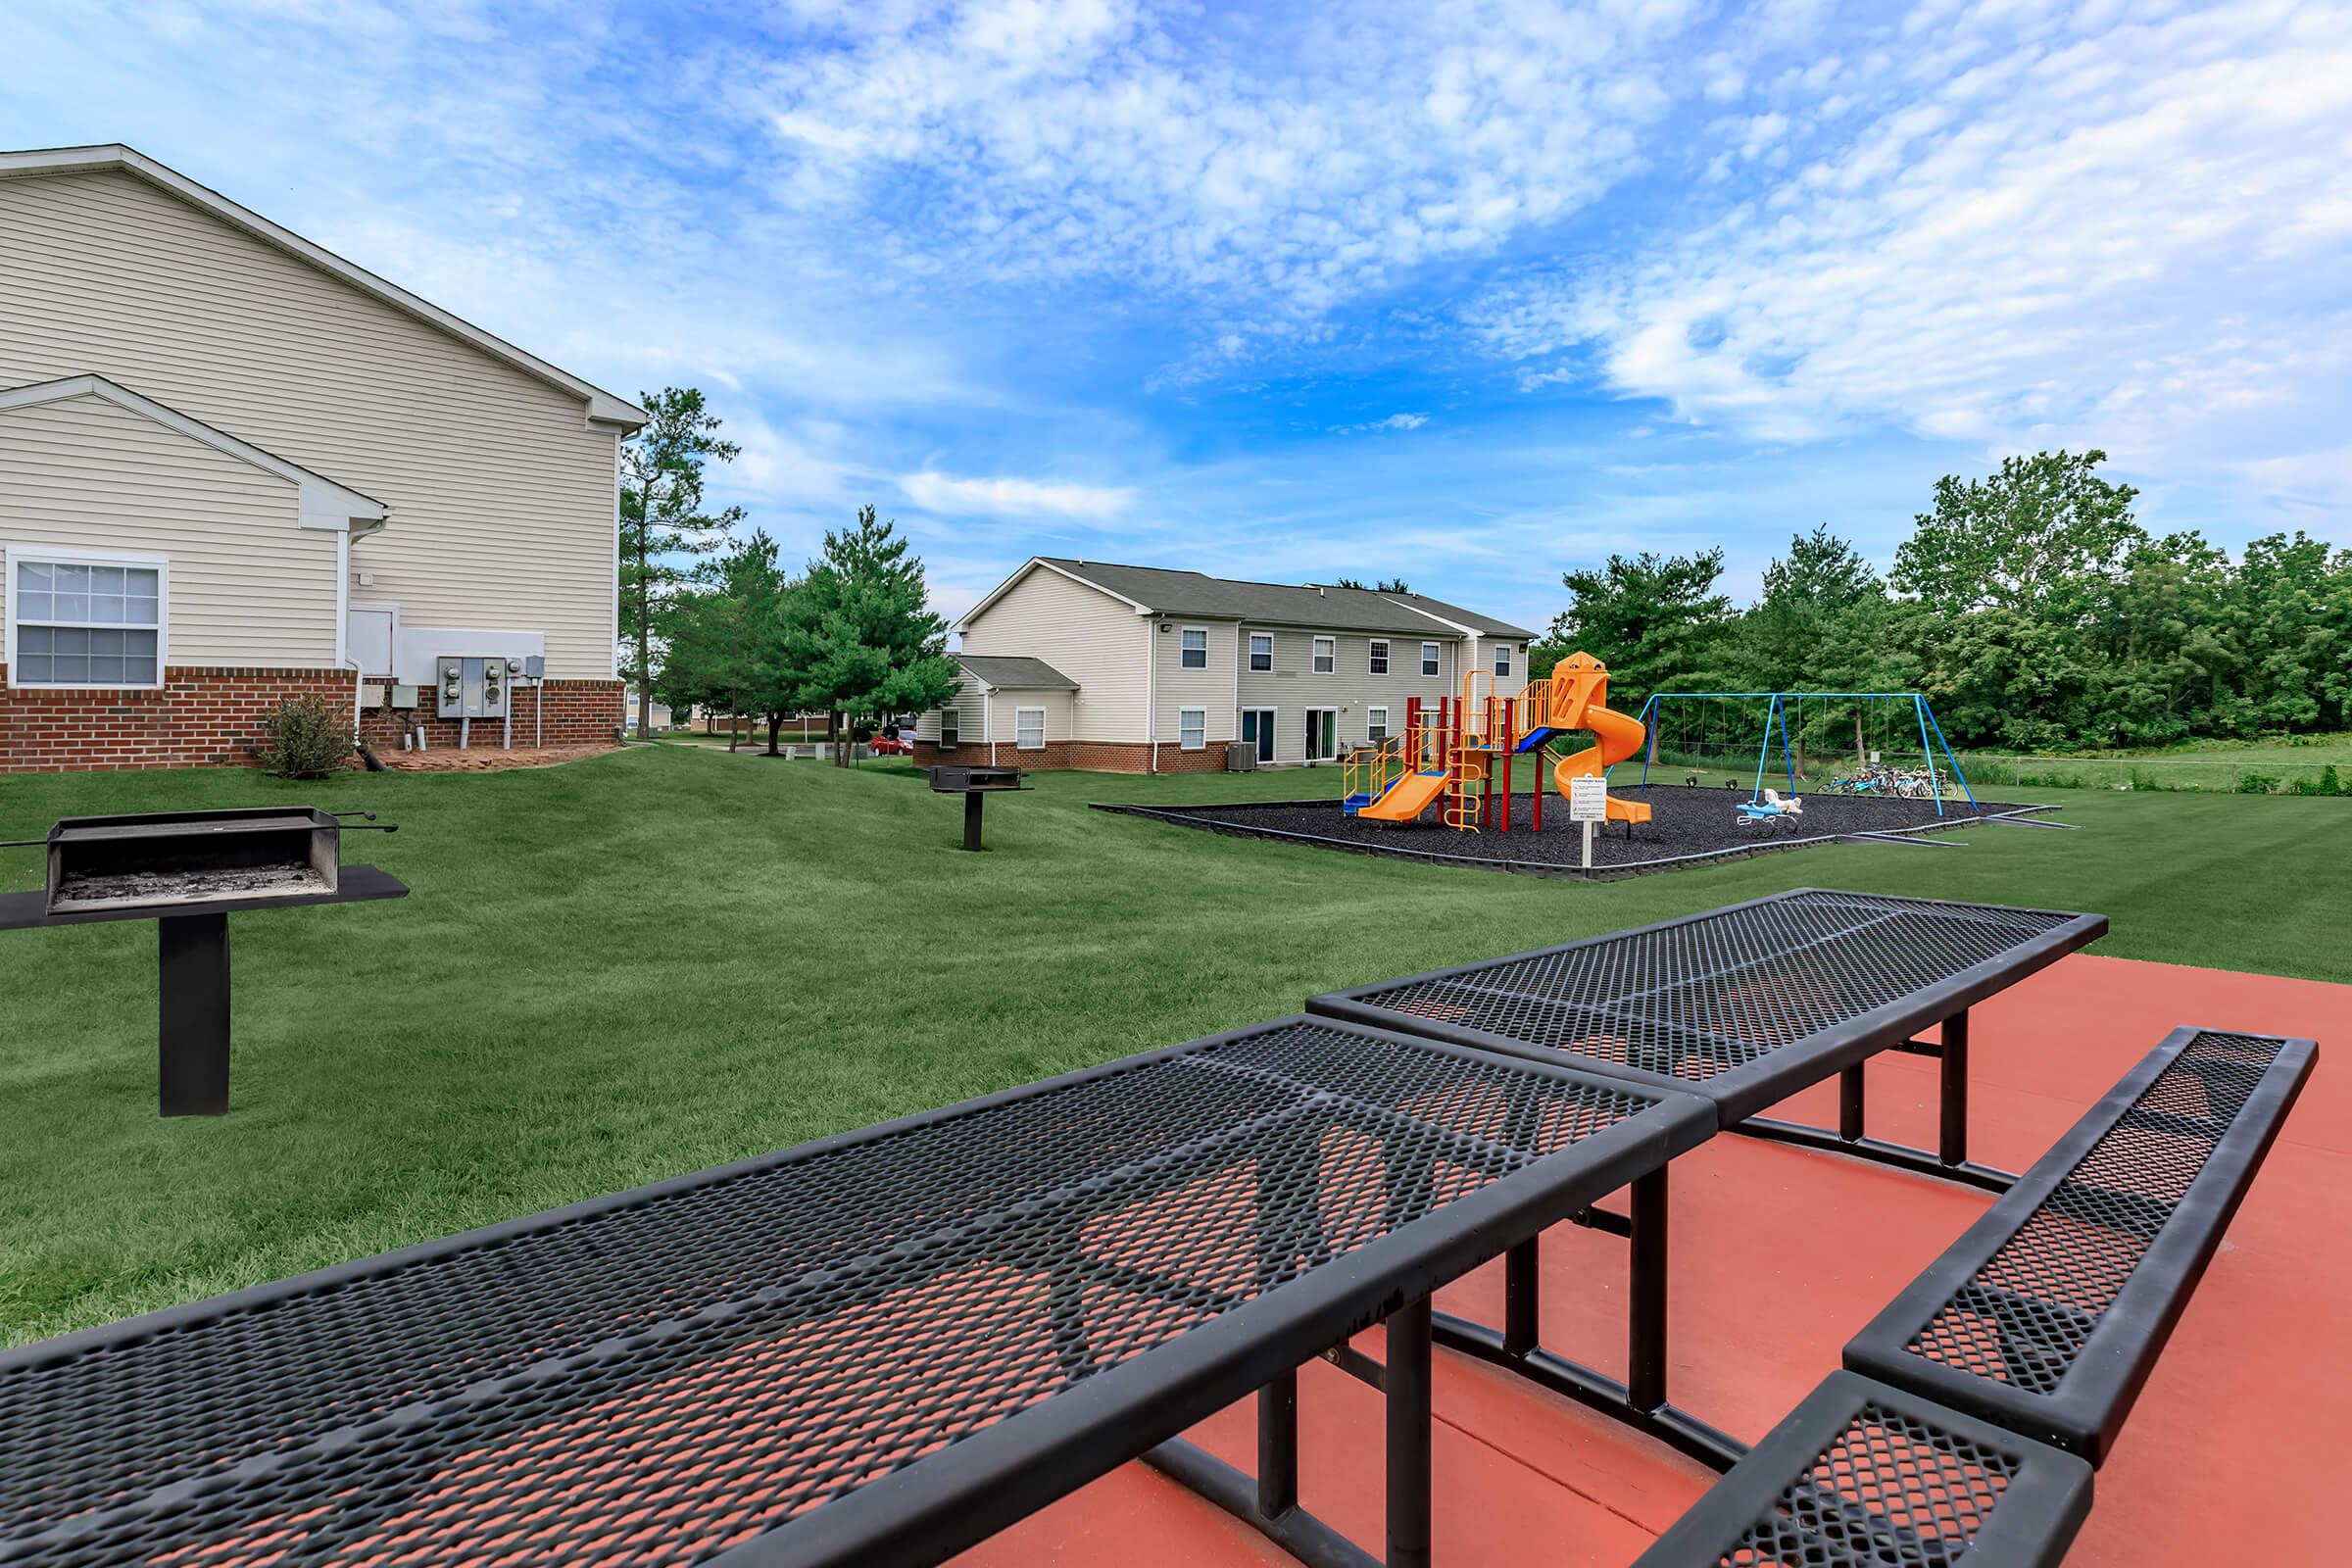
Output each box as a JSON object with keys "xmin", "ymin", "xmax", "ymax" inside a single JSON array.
[
  {"xmin": 1179, "ymin": 626, "xmax": 1208, "ymax": 669},
  {"xmin": 1015, "ymin": 706, "xmax": 1046, "ymax": 751},
  {"xmin": 1420, "ymin": 641, "xmax": 1441, "ymax": 677},
  {"xmin": 1494, "ymin": 642, "xmax": 1512, "ymax": 677},
  {"xmin": 1368, "ymin": 639, "xmax": 1389, "ymax": 674},
  {"xmin": 939, "ymin": 705, "xmax": 960, "ymax": 749},
  {"xmin": 1178, "ymin": 707, "xmax": 1206, "ymax": 750},
  {"xmin": 1248, "ymin": 631, "xmax": 1273, "ymax": 671},
  {"xmin": 1368, "ymin": 706, "xmax": 1390, "ymax": 744},
  {"xmin": 5, "ymin": 545, "xmax": 171, "ymax": 690},
  {"xmin": 1312, "ymin": 635, "xmax": 1335, "ymax": 674}
]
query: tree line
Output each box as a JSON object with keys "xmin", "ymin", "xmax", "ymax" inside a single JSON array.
[
  {"xmin": 1533, "ymin": 450, "xmax": 2352, "ymax": 755},
  {"xmin": 618, "ymin": 387, "xmax": 957, "ymax": 756}
]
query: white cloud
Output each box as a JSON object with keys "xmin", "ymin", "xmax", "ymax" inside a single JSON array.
[
  {"xmin": 739, "ymin": 0, "xmax": 1701, "ymax": 317},
  {"xmin": 1332, "ymin": 413, "xmax": 1429, "ymax": 434},
  {"xmin": 1472, "ymin": 2, "xmax": 2352, "ymax": 503},
  {"xmin": 900, "ymin": 470, "xmax": 1134, "ymax": 518}
]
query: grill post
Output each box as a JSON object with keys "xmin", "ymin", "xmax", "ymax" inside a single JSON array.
[
  {"xmin": 1387, "ymin": 1293, "xmax": 1433, "ymax": 1568},
  {"xmin": 963, "ymin": 790, "xmax": 985, "ymax": 852},
  {"xmin": 157, "ymin": 913, "xmax": 230, "ymax": 1117},
  {"xmin": 1939, "ymin": 1008, "xmax": 1971, "ymax": 1166}
]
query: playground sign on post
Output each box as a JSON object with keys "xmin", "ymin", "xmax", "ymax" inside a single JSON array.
[{"xmin": 1569, "ymin": 774, "xmax": 1607, "ymax": 868}]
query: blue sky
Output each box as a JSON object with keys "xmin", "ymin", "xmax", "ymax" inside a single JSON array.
[{"xmin": 6, "ymin": 0, "xmax": 2348, "ymax": 633}]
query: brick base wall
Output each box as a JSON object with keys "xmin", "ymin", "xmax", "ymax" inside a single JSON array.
[
  {"xmin": 910, "ymin": 738, "xmax": 1232, "ymax": 773},
  {"xmin": 0, "ymin": 666, "xmax": 623, "ymax": 772},
  {"xmin": 360, "ymin": 680, "xmax": 623, "ymax": 754}
]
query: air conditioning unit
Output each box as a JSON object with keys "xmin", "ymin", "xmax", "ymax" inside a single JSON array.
[{"xmin": 1225, "ymin": 741, "xmax": 1257, "ymax": 772}]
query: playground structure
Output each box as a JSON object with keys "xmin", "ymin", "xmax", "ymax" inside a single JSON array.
[
  {"xmin": 1627, "ymin": 690, "xmax": 1981, "ymax": 816},
  {"xmin": 1344, "ymin": 652, "xmax": 1652, "ymax": 833}
]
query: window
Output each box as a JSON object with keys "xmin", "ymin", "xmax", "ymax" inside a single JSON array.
[
  {"xmin": 1016, "ymin": 707, "xmax": 1045, "ymax": 750},
  {"xmin": 1494, "ymin": 642, "xmax": 1512, "ymax": 677},
  {"xmin": 1312, "ymin": 636, "xmax": 1335, "ymax": 674},
  {"xmin": 1369, "ymin": 639, "xmax": 1389, "ymax": 674},
  {"xmin": 1421, "ymin": 642, "xmax": 1440, "ymax": 677},
  {"xmin": 939, "ymin": 707, "xmax": 959, "ymax": 749},
  {"xmin": 1179, "ymin": 707, "xmax": 1206, "ymax": 749},
  {"xmin": 1248, "ymin": 633, "xmax": 1273, "ymax": 671},
  {"xmin": 1368, "ymin": 706, "xmax": 1390, "ymax": 744},
  {"xmin": 9, "ymin": 552, "xmax": 166, "ymax": 688},
  {"xmin": 1180, "ymin": 627, "xmax": 1207, "ymax": 669}
]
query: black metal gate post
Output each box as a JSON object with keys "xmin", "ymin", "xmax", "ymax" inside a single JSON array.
[
  {"xmin": 962, "ymin": 791, "xmax": 985, "ymax": 851},
  {"xmin": 1387, "ymin": 1294, "xmax": 1433, "ymax": 1568},
  {"xmin": 1628, "ymin": 1167, "xmax": 1668, "ymax": 1413},
  {"xmin": 157, "ymin": 912, "xmax": 230, "ymax": 1116},
  {"xmin": 1939, "ymin": 1007, "xmax": 1970, "ymax": 1167}
]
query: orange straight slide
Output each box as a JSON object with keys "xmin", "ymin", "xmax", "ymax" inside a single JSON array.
[{"xmin": 1356, "ymin": 769, "xmax": 1450, "ymax": 822}]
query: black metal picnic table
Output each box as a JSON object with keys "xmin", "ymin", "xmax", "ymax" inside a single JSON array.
[
  {"xmin": 0, "ymin": 889, "xmax": 2111, "ymax": 1568},
  {"xmin": 0, "ymin": 1014, "xmax": 1712, "ymax": 1568},
  {"xmin": 1306, "ymin": 888, "xmax": 2108, "ymax": 1468}
]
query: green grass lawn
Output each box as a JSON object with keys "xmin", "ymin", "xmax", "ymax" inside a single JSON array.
[{"xmin": 3, "ymin": 747, "xmax": 2345, "ymax": 1346}]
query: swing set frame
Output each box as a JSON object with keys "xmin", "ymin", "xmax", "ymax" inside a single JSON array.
[{"xmin": 1621, "ymin": 691, "xmax": 1980, "ymax": 815}]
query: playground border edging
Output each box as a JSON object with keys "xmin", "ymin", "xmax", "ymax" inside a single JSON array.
[{"xmin": 1086, "ymin": 797, "xmax": 2061, "ymax": 880}]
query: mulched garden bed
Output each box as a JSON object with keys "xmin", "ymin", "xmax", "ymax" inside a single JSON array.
[{"xmin": 1093, "ymin": 782, "xmax": 2051, "ymax": 879}]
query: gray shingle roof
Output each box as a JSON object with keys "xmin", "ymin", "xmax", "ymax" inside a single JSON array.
[
  {"xmin": 957, "ymin": 655, "xmax": 1078, "ymax": 689},
  {"xmin": 1036, "ymin": 559, "xmax": 1535, "ymax": 640}
]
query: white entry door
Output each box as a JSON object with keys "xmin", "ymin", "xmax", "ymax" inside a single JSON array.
[
  {"xmin": 1304, "ymin": 708, "xmax": 1338, "ymax": 761},
  {"xmin": 1241, "ymin": 708, "xmax": 1276, "ymax": 762}
]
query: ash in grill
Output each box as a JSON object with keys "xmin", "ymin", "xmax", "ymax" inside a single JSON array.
[{"xmin": 42, "ymin": 808, "xmax": 351, "ymax": 915}]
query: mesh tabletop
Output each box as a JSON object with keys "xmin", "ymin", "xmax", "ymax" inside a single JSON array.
[
  {"xmin": 0, "ymin": 1016, "xmax": 1710, "ymax": 1568},
  {"xmin": 1310, "ymin": 890, "xmax": 2106, "ymax": 1124}
]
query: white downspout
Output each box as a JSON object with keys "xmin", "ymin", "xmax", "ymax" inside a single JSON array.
[
  {"xmin": 1145, "ymin": 613, "xmax": 1158, "ymax": 773},
  {"xmin": 985, "ymin": 684, "xmax": 996, "ymax": 765}
]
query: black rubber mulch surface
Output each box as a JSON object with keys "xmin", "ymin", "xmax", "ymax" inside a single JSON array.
[{"xmin": 1106, "ymin": 782, "xmax": 2037, "ymax": 876}]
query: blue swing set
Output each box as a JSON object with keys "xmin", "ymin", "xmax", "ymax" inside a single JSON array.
[{"xmin": 1613, "ymin": 691, "xmax": 1980, "ymax": 816}]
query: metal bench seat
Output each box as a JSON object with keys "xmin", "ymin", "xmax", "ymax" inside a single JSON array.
[
  {"xmin": 1845, "ymin": 1026, "xmax": 2316, "ymax": 1464},
  {"xmin": 1633, "ymin": 1370, "xmax": 2092, "ymax": 1567}
]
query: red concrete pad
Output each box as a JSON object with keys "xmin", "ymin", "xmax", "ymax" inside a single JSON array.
[{"xmin": 956, "ymin": 955, "xmax": 2346, "ymax": 1566}]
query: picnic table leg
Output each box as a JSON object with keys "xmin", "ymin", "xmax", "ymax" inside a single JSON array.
[
  {"xmin": 158, "ymin": 912, "xmax": 231, "ymax": 1117},
  {"xmin": 1502, "ymin": 1237, "xmax": 1540, "ymax": 1356},
  {"xmin": 1387, "ymin": 1293, "xmax": 1433, "ymax": 1568},
  {"xmin": 1257, "ymin": 1371, "xmax": 1298, "ymax": 1519},
  {"xmin": 1939, "ymin": 1008, "xmax": 1970, "ymax": 1166},
  {"xmin": 1839, "ymin": 1062, "xmax": 1866, "ymax": 1142},
  {"xmin": 1628, "ymin": 1167, "xmax": 1668, "ymax": 1413}
]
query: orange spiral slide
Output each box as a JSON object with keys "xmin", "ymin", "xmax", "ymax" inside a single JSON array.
[{"xmin": 1532, "ymin": 652, "xmax": 1652, "ymax": 825}]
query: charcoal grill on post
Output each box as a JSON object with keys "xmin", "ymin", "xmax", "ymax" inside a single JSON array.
[
  {"xmin": 0, "ymin": 808, "xmax": 407, "ymax": 1116},
  {"xmin": 928, "ymin": 764, "xmax": 1028, "ymax": 851}
]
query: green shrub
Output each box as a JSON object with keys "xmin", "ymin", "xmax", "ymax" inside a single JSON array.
[
  {"xmin": 258, "ymin": 695, "xmax": 355, "ymax": 779},
  {"xmin": 2325, "ymin": 765, "xmax": 2345, "ymax": 797},
  {"xmin": 2234, "ymin": 771, "xmax": 2279, "ymax": 795}
]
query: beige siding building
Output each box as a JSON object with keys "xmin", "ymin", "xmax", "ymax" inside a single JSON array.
[
  {"xmin": 914, "ymin": 559, "xmax": 1536, "ymax": 772},
  {"xmin": 0, "ymin": 144, "xmax": 644, "ymax": 770}
]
